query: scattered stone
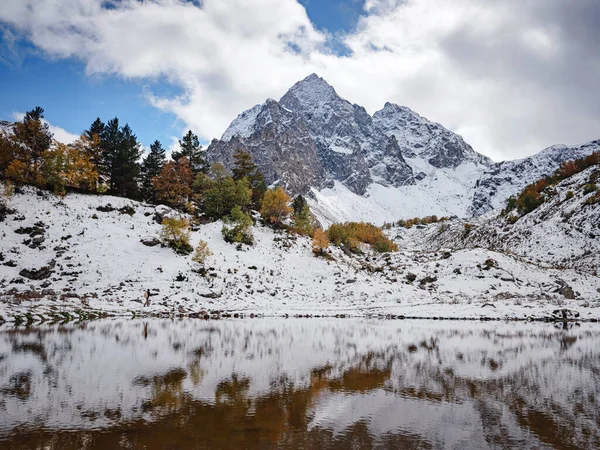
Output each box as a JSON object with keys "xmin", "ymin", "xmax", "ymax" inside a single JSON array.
[
  {"xmin": 442, "ymin": 251, "xmax": 451, "ymax": 259},
  {"xmin": 140, "ymin": 237, "xmax": 161, "ymax": 247},
  {"xmin": 19, "ymin": 259, "xmax": 56, "ymax": 280},
  {"xmin": 97, "ymin": 204, "xmax": 115, "ymax": 212},
  {"xmin": 406, "ymin": 272, "xmax": 417, "ymax": 282},
  {"xmin": 420, "ymin": 275, "xmax": 437, "ymax": 284}
]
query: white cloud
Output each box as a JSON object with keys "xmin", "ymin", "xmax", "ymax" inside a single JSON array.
[
  {"xmin": 12, "ymin": 112, "xmax": 79, "ymax": 144},
  {"xmin": 1, "ymin": 0, "xmax": 599, "ymax": 160}
]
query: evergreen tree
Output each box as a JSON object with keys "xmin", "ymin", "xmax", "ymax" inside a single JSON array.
[
  {"xmin": 232, "ymin": 148, "xmax": 266, "ymax": 209},
  {"xmin": 99, "ymin": 118, "xmax": 142, "ymax": 198},
  {"xmin": 141, "ymin": 140, "xmax": 166, "ymax": 202},
  {"xmin": 292, "ymin": 195, "xmax": 308, "ymax": 216},
  {"xmin": 172, "ymin": 130, "xmax": 207, "ymax": 174},
  {"xmin": 232, "ymin": 148, "xmax": 257, "ymax": 180}
]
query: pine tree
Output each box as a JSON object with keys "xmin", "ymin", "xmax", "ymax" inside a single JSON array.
[
  {"xmin": 141, "ymin": 140, "xmax": 166, "ymax": 202},
  {"xmin": 232, "ymin": 149, "xmax": 257, "ymax": 180},
  {"xmin": 99, "ymin": 118, "xmax": 142, "ymax": 198},
  {"xmin": 232, "ymin": 148, "xmax": 266, "ymax": 209},
  {"xmin": 172, "ymin": 130, "xmax": 207, "ymax": 174}
]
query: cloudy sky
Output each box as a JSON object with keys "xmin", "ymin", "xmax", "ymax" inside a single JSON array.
[{"xmin": 0, "ymin": 0, "xmax": 598, "ymax": 160}]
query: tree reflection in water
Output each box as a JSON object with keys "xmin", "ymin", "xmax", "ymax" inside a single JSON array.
[{"xmin": 0, "ymin": 319, "xmax": 599, "ymax": 449}]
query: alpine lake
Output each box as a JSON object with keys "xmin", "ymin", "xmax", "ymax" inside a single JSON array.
[{"xmin": 1, "ymin": 318, "xmax": 599, "ymax": 449}]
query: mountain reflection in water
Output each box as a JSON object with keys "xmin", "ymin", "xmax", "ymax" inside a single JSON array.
[{"xmin": 0, "ymin": 319, "xmax": 599, "ymax": 449}]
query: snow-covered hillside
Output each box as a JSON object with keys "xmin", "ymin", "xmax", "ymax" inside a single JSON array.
[
  {"xmin": 1, "ymin": 189, "xmax": 599, "ymax": 321},
  {"xmin": 471, "ymin": 139, "xmax": 600, "ymax": 215},
  {"xmin": 393, "ymin": 165, "xmax": 600, "ymax": 275}
]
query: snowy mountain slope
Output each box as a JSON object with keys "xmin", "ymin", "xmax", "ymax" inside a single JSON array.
[
  {"xmin": 471, "ymin": 139, "xmax": 600, "ymax": 215},
  {"xmin": 394, "ymin": 165, "xmax": 600, "ymax": 275},
  {"xmin": 1, "ymin": 189, "xmax": 599, "ymax": 321},
  {"xmin": 0, "ymin": 120, "xmax": 13, "ymax": 136}
]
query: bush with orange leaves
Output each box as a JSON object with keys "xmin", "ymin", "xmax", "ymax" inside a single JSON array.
[
  {"xmin": 260, "ymin": 186, "xmax": 292, "ymax": 226},
  {"xmin": 312, "ymin": 228, "xmax": 329, "ymax": 255},
  {"xmin": 327, "ymin": 222, "xmax": 398, "ymax": 253},
  {"xmin": 153, "ymin": 157, "xmax": 194, "ymax": 209}
]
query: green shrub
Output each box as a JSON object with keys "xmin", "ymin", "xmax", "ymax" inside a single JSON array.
[
  {"xmin": 565, "ymin": 191, "xmax": 574, "ymax": 200},
  {"xmin": 222, "ymin": 206, "xmax": 254, "ymax": 245},
  {"xmin": 583, "ymin": 183, "xmax": 597, "ymax": 195}
]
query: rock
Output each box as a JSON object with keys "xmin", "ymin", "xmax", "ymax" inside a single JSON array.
[
  {"xmin": 31, "ymin": 235, "xmax": 45, "ymax": 246},
  {"xmin": 97, "ymin": 204, "xmax": 115, "ymax": 212},
  {"xmin": 406, "ymin": 272, "xmax": 417, "ymax": 282},
  {"xmin": 346, "ymin": 278, "xmax": 357, "ymax": 283},
  {"xmin": 118, "ymin": 205, "xmax": 135, "ymax": 215},
  {"xmin": 199, "ymin": 291, "xmax": 222, "ymax": 299},
  {"xmin": 154, "ymin": 205, "xmax": 176, "ymax": 224},
  {"xmin": 442, "ymin": 251, "xmax": 452, "ymax": 259},
  {"xmin": 41, "ymin": 289, "xmax": 55, "ymax": 296},
  {"xmin": 500, "ymin": 276, "xmax": 515, "ymax": 282},
  {"xmin": 140, "ymin": 237, "xmax": 161, "ymax": 247},
  {"xmin": 420, "ymin": 275, "xmax": 438, "ymax": 284},
  {"xmin": 453, "ymin": 268, "xmax": 461, "ymax": 275},
  {"xmin": 19, "ymin": 259, "xmax": 56, "ymax": 280},
  {"xmin": 556, "ymin": 279, "xmax": 576, "ymax": 299}
]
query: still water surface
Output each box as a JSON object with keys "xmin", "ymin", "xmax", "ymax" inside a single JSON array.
[{"xmin": 0, "ymin": 318, "xmax": 599, "ymax": 449}]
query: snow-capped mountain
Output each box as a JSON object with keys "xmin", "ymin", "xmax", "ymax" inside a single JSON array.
[
  {"xmin": 204, "ymin": 74, "xmax": 600, "ymax": 225},
  {"xmin": 471, "ymin": 139, "xmax": 600, "ymax": 215},
  {"xmin": 0, "ymin": 120, "xmax": 13, "ymax": 136}
]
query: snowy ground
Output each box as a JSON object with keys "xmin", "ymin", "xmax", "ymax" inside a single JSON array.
[{"xmin": 1, "ymin": 188, "xmax": 599, "ymax": 322}]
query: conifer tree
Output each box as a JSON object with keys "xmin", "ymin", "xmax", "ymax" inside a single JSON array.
[
  {"xmin": 172, "ymin": 130, "xmax": 207, "ymax": 174},
  {"xmin": 292, "ymin": 195, "xmax": 315, "ymax": 236},
  {"xmin": 141, "ymin": 140, "xmax": 166, "ymax": 202},
  {"xmin": 98, "ymin": 118, "xmax": 142, "ymax": 198},
  {"xmin": 232, "ymin": 148, "xmax": 266, "ymax": 209},
  {"xmin": 232, "ymin": 148, "xmax": 257, "ymax": 180}
]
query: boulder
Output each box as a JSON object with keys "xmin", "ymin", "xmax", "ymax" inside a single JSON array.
[
  {"xmin": 141, "ymin": 237, "xmax": 161, "ymax": 247},
  {"xmin": 19, "ymin": 259, "xmax": 56, "ymax": 280}
]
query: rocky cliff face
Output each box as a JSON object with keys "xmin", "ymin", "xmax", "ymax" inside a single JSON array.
[
  {"xmin": 206, "ymin": 74, "xmax": 414, "ymax": 196},
  {"xmin": 373, "ymin": 102, "xmax": 491, "ymax": 169},
  {"xmin": 206, "ymin": 99, "xmax": 325, "ymax": 195}
]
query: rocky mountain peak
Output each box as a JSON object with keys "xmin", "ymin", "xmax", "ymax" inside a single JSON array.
[
  {"xmin": 281, "ymin": 73, "xmax": 339, "ymax": 107},
  {"xmin": 373, "ymin": 102, "xmax": 491, "ymax": 169}
]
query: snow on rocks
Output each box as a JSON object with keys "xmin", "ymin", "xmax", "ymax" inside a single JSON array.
[{"xmin": 0, "ymin": 188, "xmax": 599, "ymax": 323}]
